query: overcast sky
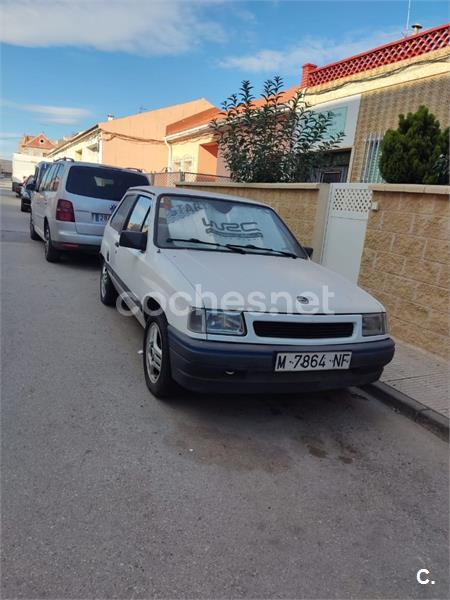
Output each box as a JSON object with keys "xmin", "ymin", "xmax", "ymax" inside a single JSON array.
[{"xmin": 1, "ymin": 0, "xmax": 448, "ymax": 158}]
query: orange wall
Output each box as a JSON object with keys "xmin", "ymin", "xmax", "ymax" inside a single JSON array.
[
  {"xmin": 100, "ymin": 98, "xmax": 213, "ymax": 172},
  {"xmin": 197, "ymin": 143, "xmax": 218, "ymax": 174}
]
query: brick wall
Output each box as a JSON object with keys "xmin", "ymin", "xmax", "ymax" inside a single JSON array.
[
  {"xmin": 350, "ymin": 72, "xmax": 450, "ymax": 181},
  {"xmin": 358, "ymin": 185, "xmax": 450, "ymax": 358},
  {"xmin": 176, "ymin": 182, "xmax": 326, "ymax": 252}
]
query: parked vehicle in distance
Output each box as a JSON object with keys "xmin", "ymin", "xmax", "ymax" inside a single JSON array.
[
  {"xmin": 12, "ymin": 152, "xmax": 40, "ymax": 195},
  {"xmin": 100, "ymin": 187, "xmax": 395, "ymax": 398},
  {"xmin": 20, "ymin": 175, "xmax": 35, "ymax": 212},
  {"xmin": 29, "ymin": 160, "xmax": 149, "ymax": 262}
]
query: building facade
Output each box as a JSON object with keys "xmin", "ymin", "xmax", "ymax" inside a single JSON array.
[
  {"xmin": 164, "ymin": 23, "xmax": 450, "ymax": 183},
  {"xmin": 18, "ymin": 132, "xmax": 56, "ymax": 157},
  {"xmin": 47, "ymin": 98, "xmax": 214, "ymax": 172}
]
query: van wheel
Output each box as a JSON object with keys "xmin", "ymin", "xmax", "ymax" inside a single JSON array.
[
  {"xmin": 44, "ymin": 222, "xmax": 60, "ymax": 263},
  {"xmin": 143, "ymin": 314, "xmax": 173, "ymax": 398},
  {"xmin": 100, "ymin": 261, "xmax": 118, "ymax": 306},
  {"xmin": 29, "ymin": 213, "xmax": 40, "ymax": 240}
]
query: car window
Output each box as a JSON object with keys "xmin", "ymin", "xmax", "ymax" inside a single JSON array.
[
  {"xmin": 35, "ymin": 163, "xmax": 51, "ymax": 190},
  {"xmin": 156, "ymin": 194, "xmax": 306, "ymax": 258},
  {"xmin": 42, "ymin": 164, "xmax": 58, "ymax": 191},
  {"xmin": 49, "ymin": 164, "xmax": 63, "ymax": 191},
  {"xmin": 109, "ymin": 194, "xmax": 137, "ymax": 232},
  {"xmin": 65, "ymin": 166, "xmax": 147, "ymax": 200},
  {"xmin": 125, "ymin": 195, "xmax": 152, "ymax": 232}
]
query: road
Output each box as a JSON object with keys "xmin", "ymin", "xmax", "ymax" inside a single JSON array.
[{"xmin": 1, "ymin": 185, "xmax": 448, "ymax": 600}]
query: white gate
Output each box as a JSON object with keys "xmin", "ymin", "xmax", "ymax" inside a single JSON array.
[{"xmin": 321, "ymin": 183, "xmax": 372, "ymax": 282}]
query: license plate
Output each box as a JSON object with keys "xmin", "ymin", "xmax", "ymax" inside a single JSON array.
[
  {"xmin": 275, "ymin": 352, "xmax": 352, "ymax": 372},
  {"xmin": 92, "ymin": 213, "xmax": 110, "ymax": 224}
]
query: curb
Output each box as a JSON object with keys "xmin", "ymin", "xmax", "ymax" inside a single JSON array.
[{"xmin": 361, "ymin": 381, "xmax": 449, "ymax": 442}]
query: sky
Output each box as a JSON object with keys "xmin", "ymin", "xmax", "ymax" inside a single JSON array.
[{"xmin": 0, "ymin": 0, "xmax": 448, "ymax": 158}]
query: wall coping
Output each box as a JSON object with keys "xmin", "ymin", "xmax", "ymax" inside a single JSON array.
[
  {"xmin": 370, "ymin": 183, "xmax": 450, "ymax": 195},
  {"xmin": 176, "ymin": 181, "xmax": 323, "ymax": 190}
]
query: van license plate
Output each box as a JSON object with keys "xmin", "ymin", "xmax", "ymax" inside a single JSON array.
[
  {"xmin": 275, "ymin": 352, "xmax": 352, "ymax": 372},
  {"xmin": 92, "ymin": 213, "xmax": 109, "ymax": 224}
]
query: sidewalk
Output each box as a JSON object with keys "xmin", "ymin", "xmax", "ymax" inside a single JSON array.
[{"xmin": 380, "ymin": 340, "xmax": 449, "ymax": 418}]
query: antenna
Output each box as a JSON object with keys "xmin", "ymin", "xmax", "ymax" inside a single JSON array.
[{"xmin": 405, "ymin": 0, "xmax": 412, "ymax": 36}]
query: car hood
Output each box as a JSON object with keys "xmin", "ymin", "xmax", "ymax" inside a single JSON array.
[{"xmin": 163, "ymin": 250, "xmax": 383, "ymax": 314}]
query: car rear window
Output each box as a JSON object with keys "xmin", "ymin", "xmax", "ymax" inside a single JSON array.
[{"xmin": 65, "ymin": 166, "xmax": 147, "ymax": 201}]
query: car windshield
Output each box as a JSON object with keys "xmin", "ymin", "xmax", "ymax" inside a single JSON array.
[
  {"xmin": 65, "ymin": 166, "xmax": 147, "ymax": 201},
  {"xmin": 156, "ymin": 195, "xmax": 307, "ymax": 258}
]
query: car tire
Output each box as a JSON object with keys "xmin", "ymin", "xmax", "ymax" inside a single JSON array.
[
  {"xmin": 100, "ymin": 260, "xmax": 118, "ymax": 306},
  {"xmin": 29, "ymin": 213, "xmax": 40, "ymax": 240},
  {"xmin": 143, "ymin": 314, "xmax": 174, "ymax": 398},
  {"xmin": 44, "ymin": 222, "xmax": 60, "ymax": 263}
]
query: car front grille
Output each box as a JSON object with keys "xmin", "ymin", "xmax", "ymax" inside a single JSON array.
[{"xmin": 253, "ymin": 321, "xmax": 354, "ymax": 339}]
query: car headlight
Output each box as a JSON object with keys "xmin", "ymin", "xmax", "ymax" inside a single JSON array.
[
  {"xmin": 362, "ymin": 313, "xmax": 388, "ymax": 336},
  {"xmin": 187, "ymin": 308, "xmax": 246, "ymax": 336}
]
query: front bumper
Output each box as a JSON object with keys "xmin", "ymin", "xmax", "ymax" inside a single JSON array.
[{"xmin": 168, "ymin": 327, "xmax": 395, "ymax": 394}]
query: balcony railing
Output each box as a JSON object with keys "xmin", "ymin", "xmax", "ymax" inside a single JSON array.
[{"xmin": 303, "ymin": 23, "xmax": 449, "ymax": 87}]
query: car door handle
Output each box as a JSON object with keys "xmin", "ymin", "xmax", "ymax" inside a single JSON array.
[{"xmin": 114, "ymin": 242, "xmax": 119, "ymax": 247}]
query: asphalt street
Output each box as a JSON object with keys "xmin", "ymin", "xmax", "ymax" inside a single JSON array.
[{"xmin": 1, "ymin": 185, "xmax": 448, "ymax": 599}]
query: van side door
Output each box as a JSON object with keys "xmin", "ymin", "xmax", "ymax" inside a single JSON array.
[{"xmin": 33, "ymin": 163, "xmax": 57, "ymax": 236}]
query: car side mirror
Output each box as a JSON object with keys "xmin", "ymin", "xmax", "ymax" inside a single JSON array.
[
  {"xmin": 304, "ymin": 246, "xmax": 313, "ymax": 258},
  {"xmin": 119, "ymin": 230, "xmax": 147, "ymax": 251}
]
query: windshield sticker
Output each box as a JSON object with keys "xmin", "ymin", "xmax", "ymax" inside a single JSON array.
[{"xmin": 202, "ymin": 218, "xmax": 263, "ymax": 239}]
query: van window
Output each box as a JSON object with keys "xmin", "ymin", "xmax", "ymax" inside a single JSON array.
[
  {"xmin": 65, "ymin": 166, "xmax": 147, "ymax": 201},
  {"xmin": 41, "ymin": 164, "xmax": 58, "ymax": 191}
]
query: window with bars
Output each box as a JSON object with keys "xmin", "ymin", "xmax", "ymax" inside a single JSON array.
[{"xmin": 360, "ymin": 134, "xmax": 384, "ymax": 183}]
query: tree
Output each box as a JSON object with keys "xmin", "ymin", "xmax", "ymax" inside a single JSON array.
[
  {"xmin": 379, "ymin": 106, "xmax": 449, "ymax": 185},
  {"xmin": 210, "ymin": 77, "xmax": 343, "ymax": 183}
]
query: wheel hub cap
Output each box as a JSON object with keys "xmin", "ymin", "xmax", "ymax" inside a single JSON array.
[{"xmin": 146, "ymin": 323, "xmax": 162, "ymax": 384}]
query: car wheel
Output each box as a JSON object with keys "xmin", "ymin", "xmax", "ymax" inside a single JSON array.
[
  {"xmin": 44, "ymin": 222, "xmax": 60, "ymax": 263},
  {"xmin": 143, "ymin": 314, "xmax": 173, "ymax": 398},
  {"xmin": 100, "ymin": 260, "xmax": 118, "ymax": 306},
  {"xmin": 29, "ymin": 213, "xmax": 40, "ymax": 240}
]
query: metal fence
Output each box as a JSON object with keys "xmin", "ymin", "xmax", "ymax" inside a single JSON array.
[{"xmin": 147, "ymin": 171, "xmax": 231, "ymax": 187}]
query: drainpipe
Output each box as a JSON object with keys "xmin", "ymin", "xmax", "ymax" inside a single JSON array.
[
  {"xmin": 164, "ymin": 137, "xmax": 172, "ymax": 172},
  {"xmin": 98, "ymin": 132, "xmax": 102, "ymax": 164}
]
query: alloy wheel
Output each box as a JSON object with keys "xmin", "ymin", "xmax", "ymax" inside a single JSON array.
[{"xmin": 146, "ymin": 322, "xmax": 163, "ymax": 384}]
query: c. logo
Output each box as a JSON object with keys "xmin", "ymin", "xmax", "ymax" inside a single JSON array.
[{"xmin": 416, "ymin": 569, "xmax": 434, "ymax": 585}]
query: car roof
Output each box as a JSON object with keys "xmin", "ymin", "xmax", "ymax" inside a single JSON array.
[
  {"xmin": 126, "ymin": 185, "xmax": 269, "ymax": 207},
  {"xmin": 54, "ymin": 160, "xmax": 146, "ymax": 174}
]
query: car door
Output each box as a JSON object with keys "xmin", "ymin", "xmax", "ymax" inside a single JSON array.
[
  {"xmin": 33, "ymin": 163, "xmax": 57, "ymax": 235},
  {"xmin": 104, "ymin": 193, "xmax": 139, "ymax": 279},
  {"xmin": 44, "ymin": 163, "xmax": 64, "ymax": 221},
  {"xmin": 114, "ymin": 194, "xmax": 153, "ymax": 313}
]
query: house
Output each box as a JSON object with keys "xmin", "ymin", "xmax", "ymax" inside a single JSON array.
[
  {"xmin": 46, "ymin": 98, "xmax": 214, "ymax": 172},
  {"xmin": 164, "ymin": 22, "xmax": 450, "ymax": 182},
  {"xmin": 18, "ymin": 132, "xmax": 57, "ymax": 157}
]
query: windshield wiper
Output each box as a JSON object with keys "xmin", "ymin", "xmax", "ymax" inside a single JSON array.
[
  {"xmin": 227, "ymin": 243, "xmax": 297, "ymax": 258},
  {"xmin": 166, "ymin": 237, "xmax": 246, "ymax": 254}
]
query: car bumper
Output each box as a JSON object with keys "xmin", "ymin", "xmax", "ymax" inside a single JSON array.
[
  {"xmin": 168, "ymin": 327, "xmax": 395, "ymax": 394},
  {"xmin": 51, "ymin": 224, "xmax": 102, "ymax": 253}
]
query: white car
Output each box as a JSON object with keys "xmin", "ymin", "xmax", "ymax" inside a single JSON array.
[
  {"xmin": 29, "ymin": 159, "xmax": 149, "ymax": 262},
  {"xmin": 100, "ymin": 186, "xmax": 394, "ymax": 398}
]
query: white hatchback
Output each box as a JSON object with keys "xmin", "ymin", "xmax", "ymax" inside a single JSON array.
[{"xmin": 100, "ymin": 186, "xmax": 394, "ymax": 397}]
